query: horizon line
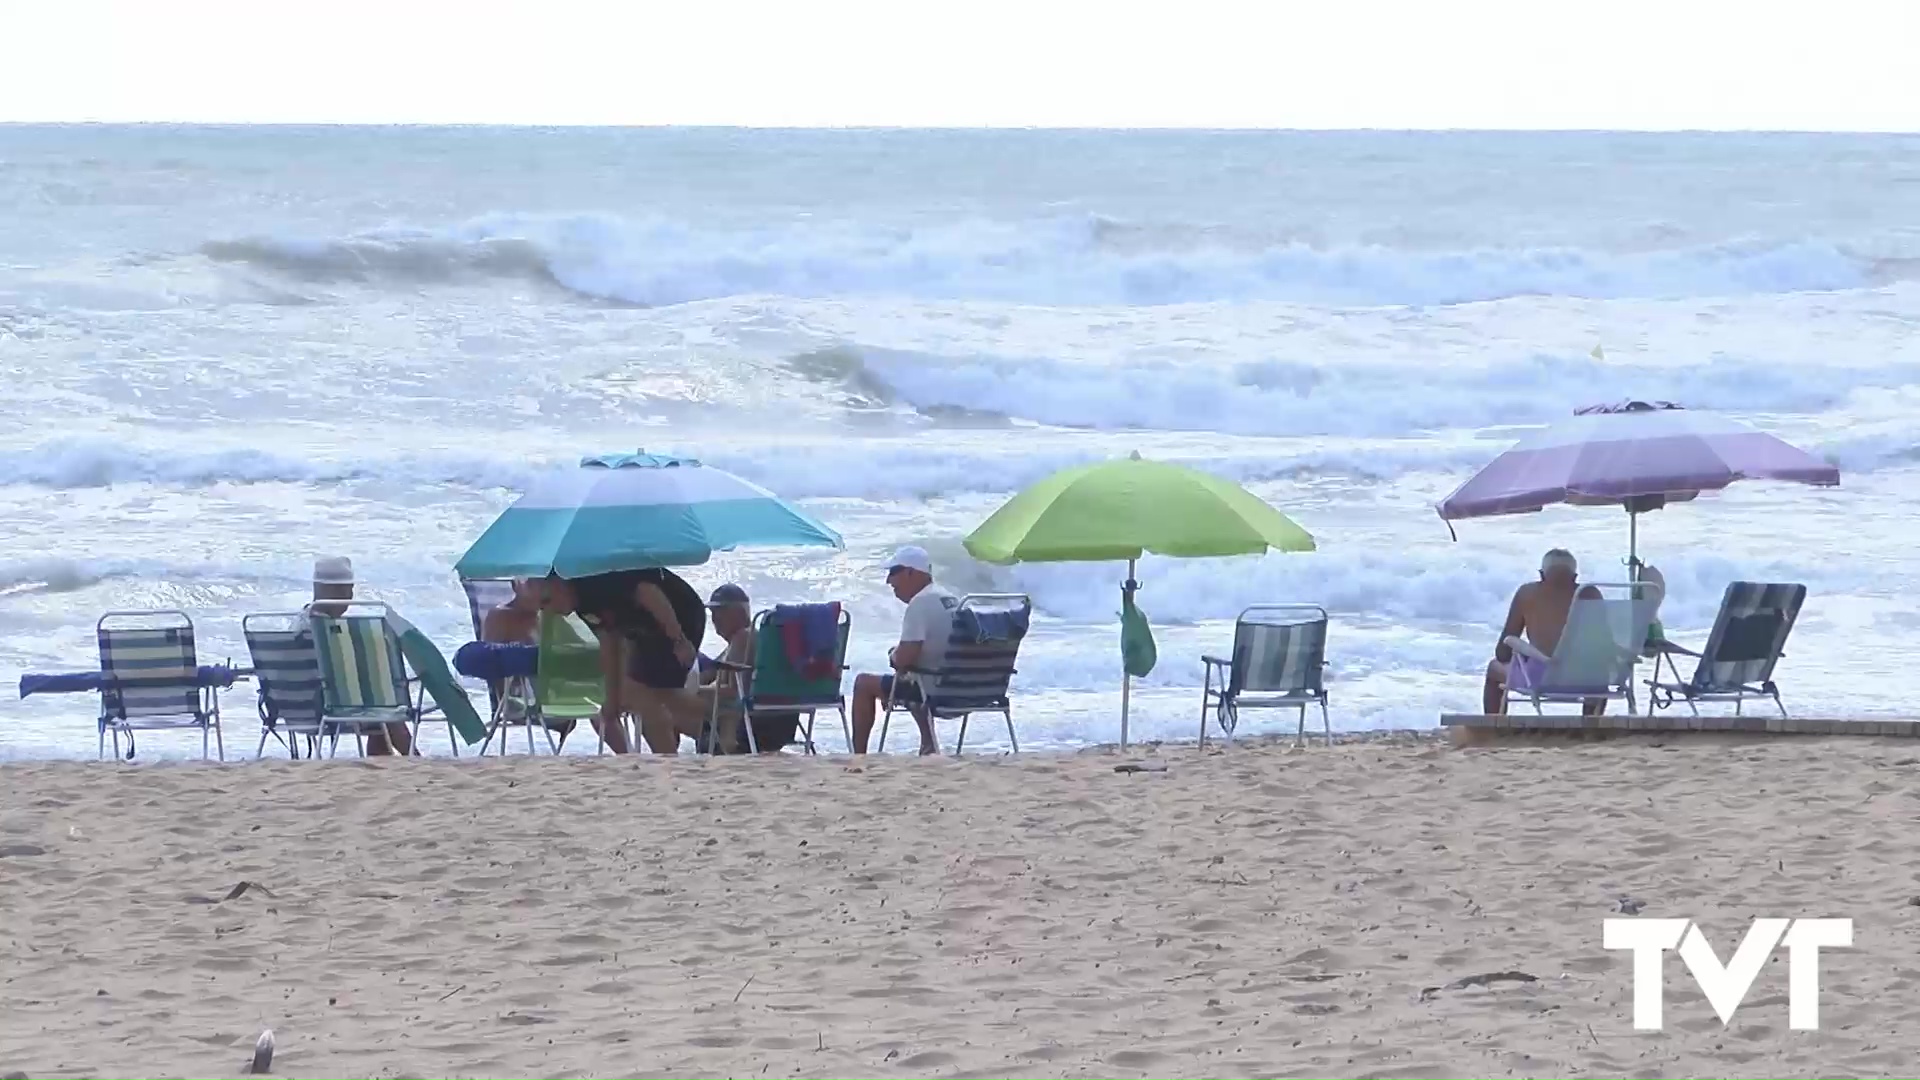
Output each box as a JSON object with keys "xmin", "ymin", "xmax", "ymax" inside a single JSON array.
[{"xmin": 5, "ymin": 120, "xmax": 1920, "ymax": 137}]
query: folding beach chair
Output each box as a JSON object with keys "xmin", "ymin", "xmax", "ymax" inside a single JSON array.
[
  {"xmin": 880, "ymin": 594, "xmax": 1029, "ymax": 755},
  {"xmin": 461, "ymin": 578, "xmax": 519, "ymax": 715},
  {"xmin": 479, "ymin": 612, "xmax": 599, "ymax": 755},
  {"xmin": 1504, "ymin": 582, "xmax": 1659, "ymax": 714},
  {"xmin": 95, "ymin": 610, "xmax": 225, "ymax": 761},
  {"xmin": 709, "ymin": 603, "xmax": 851, "ymax": 754},
  {"xmin": 1199, "ymin": 604, "xmax": 1331, "ymax": 747},
  {"xmin": 1647, "ymin": 581, "xmax": 1806, "ymax": 717},
  {"xmin": 307, "ymin": 602, "xmax": 432, "ymax": 757},
  {"xmin": 242, "ymin": 613, "xmax": 327, "ymax": 759}
]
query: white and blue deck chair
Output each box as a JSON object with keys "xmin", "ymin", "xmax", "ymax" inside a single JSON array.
[
  {"xmin": 96, "ymin": 610, "xmax": 225, "ymax": 761},
  {"xmin": 1647, "ymin": 581, "xmax": 1806, "ymax": 717},
  {"xmin": 1504, "ymin": 582, "xmax": 1659, "ymax": 714},
  {"xmin": 879, "ymin": 594, "xmax": 1029, "ymax": 756},
  {"xmin": 242, "ymin": 613, "xmax": 327, "ymax": 759},
  {"xmin": 1200, "ymin": 604, "xmax": 1332, "ymax": 747}
]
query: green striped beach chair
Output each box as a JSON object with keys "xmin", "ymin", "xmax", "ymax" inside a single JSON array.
[
  {"xmin": 242, "ymin": 613, "xmax": 327, "ymax": 759},
  {"xmin": 480, "ymin": 612, "xmax": 601, "ymax": 755},
  {"xmin": 307, "ymin": 603, "xmax": 432, "ymax": 757},
  {"xmin": 1200, "ymin": 604, "xmax": 1331, "ymax": 747},
  {"xmin": 710, "ymin": 604, "xmax": 852, "ymax": 754},
  {"xmin": 96, "ymin": 610, "xmax": 225, "ymax": 761},
  {"xmin": 879, "ymin": 594, "xmax": 1029, "ymax": 756}
]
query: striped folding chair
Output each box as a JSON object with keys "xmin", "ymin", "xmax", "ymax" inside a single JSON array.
[
  {"xmin": 1648, "ymin": 581, "xmax": 1806, "ymax": 717},
  {"xmin": 880, "ymin": 594, "xmax": 1029, "ymax": 756},
  {"xmin": 461, "ymin": 578, "xmax": 519, "ymax": 716},
  {"xmin": 712, "ymin": 603, "xmax": 851, "ymax": 754},
  {"xmin": 307, "ymin": 603, "xmax": 424, "ymax": 757},
  {"xmin": 1200, "ymin": 604, "xmax": 1331, "ymax": 747},
  {"xmin": 242, "ymin": 613, "xmax": 327, "ymax": 759},
  {"xmin": 96, "ymin": 610, "xmax": 224, "ymax": 761}
]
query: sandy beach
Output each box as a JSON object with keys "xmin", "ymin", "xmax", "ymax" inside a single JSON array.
[{"xmin": 2, "ymin": 735, "xmax": 1916, "ymax": 1079}]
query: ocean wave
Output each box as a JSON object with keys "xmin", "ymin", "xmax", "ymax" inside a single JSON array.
[
  {"xmin": 199, "ymin": 212, "xmax": 1894, "ymax": 308},
  {"xmin": 3, "ymin": 419, "xmax": 1908, "ymax": 504},
  {"xmin": 811, "ymin": 343, "xmax": 1919, "ymax": 439}
]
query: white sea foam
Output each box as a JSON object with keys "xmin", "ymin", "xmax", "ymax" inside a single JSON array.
[{"xmin": 201, "ymin": 212, "xmax": 1892, "ymax": 308}]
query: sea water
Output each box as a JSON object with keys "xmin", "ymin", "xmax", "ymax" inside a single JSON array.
[{"xmin": 3, "ymin": 126, "xmax": 1918, "ymax": 758}]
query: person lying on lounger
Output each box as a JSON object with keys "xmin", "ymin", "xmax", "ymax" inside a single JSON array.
[{"xmin": 1482, "ymin": 548, "xmax": 1603, "ymax": 715}]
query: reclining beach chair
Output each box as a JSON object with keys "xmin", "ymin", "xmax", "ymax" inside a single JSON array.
[
  {"xmin": 307, "ymin": 602, "xmax": 434, "ymax": 757},
  {"xmin": 461, "ymin": 578, "xmax": 519, "ymax": 713},
  {"xmin": 710, "ymin": 603, "xmax": 851, "ymax": 754},
  {"xmin": 1647, "ymin": 581, "xmax": 1806, "ymax": 717},
  {"xmin": 1504, "ymin": 582, "xmax": 1658, "ymax": 715},
  {"xmin": 1199, "ymin": 604, "xmax": 1331, "ymax": 747},
  {"xmin": 242, "ymin": 613, "xmax": 328, "ymax": 760},
  {"xmin": 479, "ymin": 612, "xmax": 599, "ymax": 756},
  {"xmin": 880, "ymin": 594, "xmax": 1029, "ymax": 755},
  {"xmin": 95, "ymin": 610, "xmax": 225, "ymax": 761}
]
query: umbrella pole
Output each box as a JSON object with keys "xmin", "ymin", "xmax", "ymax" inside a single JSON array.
[
  {"xmin": 1627, "ymin": 511, "xmax": 1640, "ymax": 581},
  {"xmin": 1120, "ymin": 558, "xmax": 1136, "ymax": 749}
]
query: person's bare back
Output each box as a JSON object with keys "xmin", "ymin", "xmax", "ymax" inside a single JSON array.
[{"xmin": 1511, "ymin": 578, "xmax": 1583, "ymax": 656}]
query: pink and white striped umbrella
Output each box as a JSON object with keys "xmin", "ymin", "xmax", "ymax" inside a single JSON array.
[{"xmin": 1437, "ymin": 401, "xmax": 1839, "ymax": 558}]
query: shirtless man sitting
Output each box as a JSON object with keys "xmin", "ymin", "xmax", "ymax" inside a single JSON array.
[{"xmin": 1482, "ymin": 548, "xmax": 1605, "ymax": 715}]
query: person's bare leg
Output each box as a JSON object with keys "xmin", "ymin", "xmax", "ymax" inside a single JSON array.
[
  {"xmin": 1482, "ymin": 659, "xmax": 1508, "ymax": 715},
  {"xmin": 388, "ymin": 722, "xmax": 414, "ymax": 756},
  {"xmin": 364, "ymin": 725, "xmax": 410, "ymax": 756},
  {"xmin": 1582, "ymin": 696, "xmax": 1607, "ymax": 717},
  {"xmin": 850, "ymin": 673, "xmax": 884, "ymax": 754},
  {"xmin": 594, "ymin": 712, "xmax": 632, "ymax": 753},
  {"xmin": 627, "ymin": 686, "xmax": 691, "ymax": 755},
  {"xmin": 908, "ymin": 706, "xmax": 938, "ymax": 755}
]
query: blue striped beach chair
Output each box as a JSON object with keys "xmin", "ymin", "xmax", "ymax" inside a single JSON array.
[
  {"xmin": 1647, "ymin": 581, "xmax": 1806, "ymax": 717},
  {"xmin": 1200, "ymin": 604, "xmax": 1331, "ymax": 747},
  {"xmin": 96, "ymin": 610, "xmax": 225, "ymax": 761},
  {"xmin": 242, "ymin": 613, "xmax": 327, "ymax": 759},
  {"xmin": 307, "ymin": 602, "xmax": 430, "ymax": 757},
  {"xmin": 880, "ymin": 593, "xmax": 1029, "ymax": 756}
]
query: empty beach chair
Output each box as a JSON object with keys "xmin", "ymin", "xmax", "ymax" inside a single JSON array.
[
  {"xmin": 242, "ymin": 613, "xmax": 327, "ymax": 759},
  {"xmin": 1647, "ymin": 581, "xmax": 1806, "ymax": 717},
  {"xmin": 1199, "ymin": 604, "xmax": 1332, "ymax": 747},
  {"xmin": 880, "ymin": 594, "xmax": 1029, "ymax": 755},
  {"xmin": 479, "ymin": 612, "xmax": 599, "ymax": 756},
  {"xmin": 1504, "ymin": 582, "xmax": 1658, "ymax": 715},
  {"xmin": 711, "ymin": 603, "xmax": 851, "ymax": 754},
  {"xmin": 96, "ymin": 610, "xmax": 225, "ymax": 761},
  {"xmin": 308, "ymin": 602, "xmax": 428, "ymax": 757}
]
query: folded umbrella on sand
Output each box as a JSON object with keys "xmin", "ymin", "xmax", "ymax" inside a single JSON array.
[
  {"xmin": 1437, "ymin": 400, "xmax": 1840, "ymax": 572},
  {"xmin": 455, "ymin": 451, "xmax": 844, "ymax": 579},
  {"xmin": 963, "ymin": 452, "xmax": 1316, "ymax": 747}
]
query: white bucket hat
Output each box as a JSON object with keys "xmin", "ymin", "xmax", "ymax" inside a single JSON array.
[{"xmin": 312, "ymin": 556, "xmax": 354, "ymax": 586}]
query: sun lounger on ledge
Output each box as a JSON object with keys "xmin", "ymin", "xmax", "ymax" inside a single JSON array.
[{"xmin": 1647, "ymin": 581, "xmax": 1805, "ymax": 718}]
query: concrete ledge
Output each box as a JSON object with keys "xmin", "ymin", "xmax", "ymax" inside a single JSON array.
[{"xmin": 1439, "ymin": 713, "xmax": 1920, "ymax": 738}]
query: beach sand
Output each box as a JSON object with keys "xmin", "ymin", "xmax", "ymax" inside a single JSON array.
[{"xmin": 2, "ymin": 735, "xmax": 1917, "ymax": 1079}]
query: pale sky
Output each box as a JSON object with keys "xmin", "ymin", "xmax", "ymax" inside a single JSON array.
[{"xmin": 3, "ymin": 0, "xmax": 1918, "ymax": 131}]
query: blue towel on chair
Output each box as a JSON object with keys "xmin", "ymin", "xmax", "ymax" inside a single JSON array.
[
  {"xmin": 958, "ymin": 606, "xmax": 1029, "ymax": 643},
  {"xmin": 452, "ymin": 641, "xmax": 539, "ymax": 681},
  {"xmin": 19, "ymin": 665, "xmax": 243, "ymax": 699},
  {"xmin": 775, "ymin": 602, "xmax": 841, "ymax": 680}
]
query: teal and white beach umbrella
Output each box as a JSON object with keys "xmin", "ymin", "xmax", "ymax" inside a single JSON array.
[{"xmin": 455, "ymin": 452, "xmax": 843, "ymax": 579}]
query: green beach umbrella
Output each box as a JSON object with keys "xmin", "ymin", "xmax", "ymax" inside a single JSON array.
[{"xmin": 963, "ymin": 452, "xmax": 1315, "ymax": 746}]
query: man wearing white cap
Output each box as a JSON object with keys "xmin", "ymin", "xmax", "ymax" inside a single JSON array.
[
  {"xmin": 850, "ymin": 545, "xmax": 959, "ymax": 755},
  {"xmin": 309, "ymin": 556, "xmax": 413, "ymax": 755},
  {"xmin": 1482, "ymin": 547, "xmax": 1604, "ymax": 716}
]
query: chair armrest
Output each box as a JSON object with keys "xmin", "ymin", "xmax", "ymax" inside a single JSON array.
[
  {"xmin": 1504, "ymin": 636, "xmax": 1547, "ymax": 662},
  {"xmin": 711, "ymin": 659, "xmax": 752, "ymax": 673},
  {"xmin": 1201, "ymin": 655, "xmax": 1230, "ymax": 668},
  {"xmin": 1657, "ymin": 640, "xmax": 1703, "ymax": 658}
]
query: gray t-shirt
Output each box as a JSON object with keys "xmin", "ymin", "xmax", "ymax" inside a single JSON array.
[{"xmin": 899, "ymin": 583, "xmax": 960, "ymax": 680}]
